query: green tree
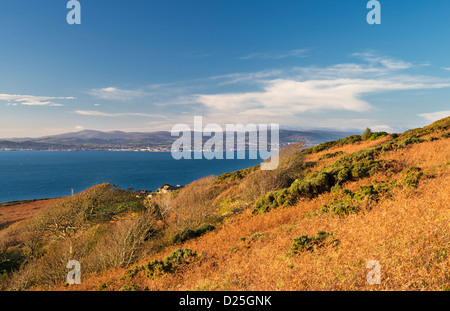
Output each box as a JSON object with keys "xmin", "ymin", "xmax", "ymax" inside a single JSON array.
[{"xmin": 362, "ymin": 128, "xmax": 373, "ymax": 141}]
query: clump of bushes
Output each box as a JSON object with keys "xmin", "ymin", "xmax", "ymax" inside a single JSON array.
[
  {"xmin": 143, "ymin": 249, "xmax": 198, "ymax": 279},
  {"xmin": 313, "ymin": 183, "xmax": 392, "ymax": 217},
  {"xmin": 289, "ymin": 231, "xmax": 335, "ymax": 254},
  {"xmin": 217, "ymin": 166, "xmax": 259, "ymax": 183},
  {"xmin": 402, "ymin": 137, "xmax": 425, "ymax": 146},
  {"xmin": 318, "ymin": 151, "xmax": 344, "ymax": 161},
  {"xmin": 362, "ymin": 128, "xmax": 388, "ymax": 141},
  {"xmin": 398, "ymin": 117, "xmax": 450, "ymax": 141},
  {"xmin": 171, "ymin": 224, "xmax": 215, "ymax": 245},
  {"xmin": 318, "ymin": 199, "xmax": 359, "ymax": 217},
  {"xmin": 401, "ymin": 167, "xmax": 423, "ymax": 188},
  {"xmin": 252, "ymin": 147, "xmax": 383, "ymax": 214},
  {"xmin": 296, "ymin": 117, "xmax": 449, "ymax": 160},
  {"xmin": 125, "ymin": 265, "xmax": 143, "ymax": 278},
  {"xmin": 368, "ymin": 131, "xmax": 388, "ymax": 141},
  {"xmin": 0, "ymin": 183, "xmax": 159, "ymax": 290},
  {"xmin": 29, "ymin": 183, "xmax": 147, "ymax": 238},
  {"xmin": 239, "ymin": 143, "xmax": 314, "ymax": 202}
]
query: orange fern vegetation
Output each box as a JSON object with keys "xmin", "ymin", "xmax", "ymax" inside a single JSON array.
[{"xmin": 1, "ymin": 117, "xmax": 449, "ymax": 291}]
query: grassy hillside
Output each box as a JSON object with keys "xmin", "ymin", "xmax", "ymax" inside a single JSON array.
[{"xmin": 1, "ymin": 117, "xmax": 449, "ymax": 291}]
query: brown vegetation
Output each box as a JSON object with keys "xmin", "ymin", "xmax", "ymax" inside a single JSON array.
[{"xmin": 1, "ymin": 117, "xmax": 449, "ymax": 291}]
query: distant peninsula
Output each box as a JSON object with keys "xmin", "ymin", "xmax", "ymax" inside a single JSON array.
[{"xmin": 0, "ymin": 129, "xmax": 356, "ymax": 152}]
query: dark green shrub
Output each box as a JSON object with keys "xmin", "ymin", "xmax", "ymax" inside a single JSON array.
[
  {"xmin": 351, "ymin": 160, "xmax": 380, "ymax": 178},
  {"xmin": 315, "ymin": 184, "xmax": 383, "ymax": 217},
  {"xmin": 144, "ymin": 249, "xmax": 197, "ymax": 279},
  {"xmin": 402, "ymin": 167, "xmax": 423, "ymax": 188},
  {"xmin": 216, "ymin": 166, "xmax": 258, "ymax": 183},
  {"xmin": 442, "ymin": 132, "xmax": 450, "ymax": 138},
  {"xmin": 368, "ymin": 132, "xmax": 388, "ymax": 140},
  {"xmin": 125, "ymin": 265, "xmax": 143, "ymax": 278},
  {"xmin": 337, "ymin": 167, "xmax": 352, "ymax": 183},
  {"xmin": 144, "ymin": 259, "xmax": 168, "ymax": 279},
  {"xmin": 362, "ymin": 128, "xmax": 373, "ymax": 141},
  {"xmin": 172, "ymin": 224, "xmax": 215, "ymax": 244},
  {"xmin": 390, "ymin": 133, "xmax": 399, "ymax": 139},
  {"xmin": 402, "ymin": 137, "xmax": 425, "ymax": 146},
  {"xmin": 252, "ymin": 148, "xmax": 383, "ymax": 215},
  {"xmin": 318, "ymin": 151, "xmax": 344, "ymax": 161},
  {"xmin": 98, "ymin": 281, "xmax": 112, "ymax": 291},
  {"xmin": 289, "ymin": 231, "xmax": 334, "ymax": 254},
  {"xmin": 319, "ymin": 199, "xmax": 358, "ymax": 217},
  {"xmin": 352, "ymin": 185, "xmax": 378, "ymax": 201},
  {"xmin": 172, "ymin": 229, "xmax": 197, "ymax": 245},
  {"xmin": 195, "ymin": 224, "xmax": 215, "ymax": 236},
  {"xmin": 381, "ymin": 141, "xmax": 402, "ymax": 152},
  {"xmin": 163, "ymin": 248, "xmax": 198, "ymax": 268}
]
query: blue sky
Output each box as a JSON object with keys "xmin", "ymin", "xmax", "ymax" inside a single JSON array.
[{"xmin": 1, "ymin": 0, "xmax": 449, "ymax": 137}]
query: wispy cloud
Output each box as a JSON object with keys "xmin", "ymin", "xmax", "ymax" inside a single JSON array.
[
  {"xmin": 442, "ymin": 67, "xmax": 450, "ymax": 71},
  {"xmin": 89, "ymin": 87, "xmax": 148, "ymax": 101},
  {"xmin": 196, "ymin": 77, "xmax": 449, "ymax": 120},
  {"xmin": 78, "ymin": 52, "xmax": 450, "ymax": 131},
  {"xmin": 418, "ymin": 110, "xmax": 450, "ymax": 122},
  {"xmin": 74, "ymin": 110, "xmax": 166, "ymax": 118},
  {"xmin": 352, "ymin": 52, "xmax": 412, "ymax": 70},
  {"xmin": 210, "ymin": 69, "xmax": 283, "ymax": 85},
  {"xmin": 239, "ymin": 49, "xmax": 308, "ymax": 60},
  {"xmin": 193, "ymin": 56, "xmax": 450, "ymax": 125},
  {"xmin": 0, "ymin": 94, "xmax": 73, "ymax": 107}
]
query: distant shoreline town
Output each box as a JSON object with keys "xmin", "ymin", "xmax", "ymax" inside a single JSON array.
[
  {"xmin": 0, "ymin": 129, "xmax": 356, "ymax": 152},
  {"xmin": 0, "ymin": 143, "xmax": 295, "ymax": 152},
  {"xmin": 0, "ymin": 144, "xmax": 173, "ymax": 152}
]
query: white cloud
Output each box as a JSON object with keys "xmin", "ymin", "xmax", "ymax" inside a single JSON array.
[
  {"xmin": 0, "ymin": 94, "xmax": 73, "ymax": 107},
  {"xmin": 352, "ymin": 52, "xmax": 412, "ymax": 70},
  {"xmin": 72, "ymin": 52, "xmax": 450, "ymax": 132},
  {"xmin": 184, "ymin": 52, "xmax": 450, "ymax": 127},
  {"xmin": 210, "ymin": 69, "xmax": 283, "ymax": 85},
  {"xmin": 370, "ymin": 125, "xmax": 397, "ymax": 133},
  {"xmin": 442, "ymin": 67, "xmax": 450, "ymax": 71},
  {"xmin": 89, "ymin": 87, "xmax": 147, "ymax": 101},
  {"xmin": 74, "ymin": 110, "xmax": 167, "ymax": 118},
  {"xmin": 418, "ymin": 110, "xmax": 450, "ymax": 122},
  {"xmin": 195, "ymin": 77, "xmax": 450, "ymax": 123}
]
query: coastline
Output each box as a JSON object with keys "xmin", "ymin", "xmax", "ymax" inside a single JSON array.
[{"xmin": 0, "ymin": 151, "xmax": 263, "ymax": 204}]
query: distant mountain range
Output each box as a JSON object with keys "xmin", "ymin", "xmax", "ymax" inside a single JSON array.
[{"xmin": 0, "ymin": 129, "xmax": 357, "ymax": 151}]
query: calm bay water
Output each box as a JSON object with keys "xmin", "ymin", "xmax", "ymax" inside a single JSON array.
[{"xmin": 0, "ymin": 151, "xmax": 262, "ymax": 203}]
